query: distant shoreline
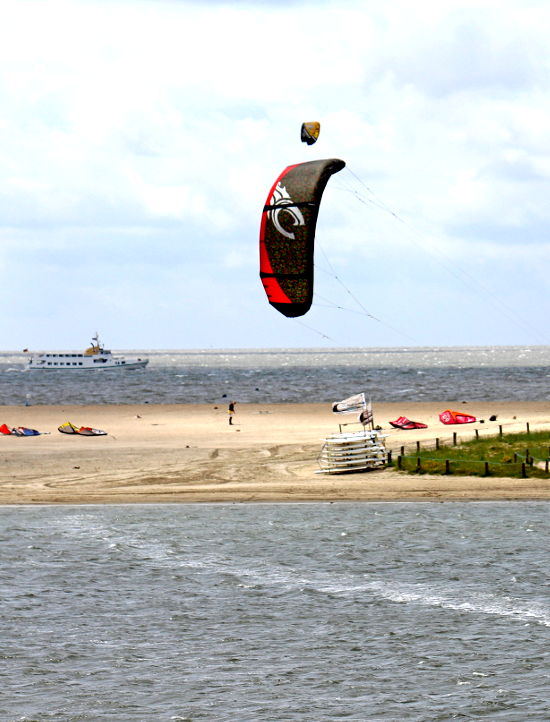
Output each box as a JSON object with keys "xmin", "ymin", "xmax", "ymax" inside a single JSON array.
[{"xmin": 0, "ymin": 401, "xmax": 549, "ymax": 505}]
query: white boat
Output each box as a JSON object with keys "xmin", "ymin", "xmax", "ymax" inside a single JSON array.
[{"xmin": 24, "ymin": 334, "xmax": 149, "ymax": 371}]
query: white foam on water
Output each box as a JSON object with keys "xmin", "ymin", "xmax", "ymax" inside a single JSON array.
[
  {"xmin": 215, "ymin": 562, "xmax": 550, "ymax": 628},
  {"xmin": 43, "ymin": 510, "xmax": 550, "ymax": 629}
]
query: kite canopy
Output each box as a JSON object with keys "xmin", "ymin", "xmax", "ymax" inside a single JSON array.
[
  {"xmin": 301, "ymin": 121, "xmax": 321, "ymax": 145},
  {"xmin": 58, "ymin": 421, "xmax": 107, "ymax": 436},
  {"xmin": 0, "ymin": 423, "xmax": 42, "ymax": 436},
  {"xmin": 439, "ymin": 410, "xmax": 476, "ymax": 425},
  {"xmin": 259, "ymin": 158, "xmax": 345, "ymax": 317},
  {"xmin": 389, "ymin": 416, "xmax": 428, "ymax": 430}
]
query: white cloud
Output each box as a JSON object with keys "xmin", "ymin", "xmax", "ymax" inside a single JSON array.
[{"xmin": 0, "ymin": 0, "xmax": 548, "ymax": 348}]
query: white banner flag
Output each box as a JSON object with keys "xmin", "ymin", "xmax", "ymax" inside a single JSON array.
[{"xmin": 332, "ymin": 392, "xmax": 367, "ymax": 414}]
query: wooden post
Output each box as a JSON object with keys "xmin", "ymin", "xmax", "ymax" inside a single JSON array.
[
  {"xmin": 484, "ymin": 461, "xmax": 489, "ymax": 476},
  {"xmin": 387, "ymin": 450, "xmax": 392, "ymax": 466},
  {"xmin": 436, "ymin": 438, "xmax": 440, "ymax": 450},
  {"xmin": 513, "ymin": 453, "xmax": 517, "ymax": 463},
  {"xmin": 499, "ymin": 425, "xmax": 503, "ymax": 437},
  {"xmin": 475, "ymin": 429, "xmax": 479, "ymax": 439},
  {"xmin": 416, "ymin": 457, "xmax": 421, "ymax": 472},
  {"xmin": 521, "ymin": 462, "xmax": 527, "ymax": 478},
  {"xmin": 397, "ymin": 455, "xmax": 402, "ymax": 470},
  {"xmin": 453, "ymin": 432, "xmax": 457, "ymax": 446},
  {"xmin": 400, "ymin": 445, "xmax": 405, "ymax": 456},
  {"xmin": 416, "ymin": 440, "xmax": 420, "ymax": 453},
  {"xmin": 526, "ymin": 422, "xmax": 530, "ymax": 434},
  {"xmin": 445, "ymin": 459, "xmax": 450, "ymax": 475}
]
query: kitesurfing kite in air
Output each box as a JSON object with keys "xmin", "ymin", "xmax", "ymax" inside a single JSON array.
[
  {"xmin": 259, "ymin": 157, "xmax": 345, "ymax": 317},
  {"xmin": 301, "ymin": 121, "xmax": 320, "ymax": 145}
]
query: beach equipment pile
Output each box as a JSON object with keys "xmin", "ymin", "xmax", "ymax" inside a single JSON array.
[{"xmin": 317, "ymin": 429, "xmax": 388, "ymax": 474}]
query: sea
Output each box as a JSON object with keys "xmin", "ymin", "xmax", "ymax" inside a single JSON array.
[
  {"xmin": 0, "ymin": 345, "xmax": 549, "ymax": 405},
  {"xmin": 1, "ymin": 502, "xmax": 549, "ymax": 721},
  {"xmin": 1, "ymin": 347, "xmax": 549, "ymax": 720}
]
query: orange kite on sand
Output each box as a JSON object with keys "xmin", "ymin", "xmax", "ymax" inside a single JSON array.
[{"xmin": 439, "ymin": 409, "xmax": 476, "ymax": 425}]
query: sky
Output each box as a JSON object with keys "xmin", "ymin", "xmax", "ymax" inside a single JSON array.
[{"xmin": 1, "ymin": 0, "xmax": 549, "ymax": 350}]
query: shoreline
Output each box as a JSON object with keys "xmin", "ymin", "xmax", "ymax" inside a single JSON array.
[{"xmin": 0, "ymin": 401, "xmax": 548, "ymax": 504}]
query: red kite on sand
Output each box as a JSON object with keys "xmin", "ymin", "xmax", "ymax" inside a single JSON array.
[{"xmin": 439, "ymin": 409, "xmax": 476, "ymax": 425}]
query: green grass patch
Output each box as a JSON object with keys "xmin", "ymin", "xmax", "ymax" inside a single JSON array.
[{"xmin": 397, "ymin": 430, "xmax": 550, "ymax": 478}]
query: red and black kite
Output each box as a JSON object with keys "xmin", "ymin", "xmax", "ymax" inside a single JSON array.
[{"xmin": 259, "ymin": 158, "xmax": 345, "ymax": 317}]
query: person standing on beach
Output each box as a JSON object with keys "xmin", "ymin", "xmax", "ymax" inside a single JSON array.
[{"xmin": 228, "ymin": 400, "xmax": 236, "ymax": 425}]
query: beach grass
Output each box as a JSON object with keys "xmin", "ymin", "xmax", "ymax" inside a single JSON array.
[{"xmin": 397, "ymin": 431, "xmax": 550, "ymax": 479}]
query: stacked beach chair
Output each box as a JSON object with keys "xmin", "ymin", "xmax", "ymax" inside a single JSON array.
[{"xmin": 317, "ymin": 429, "xmax": 388, "ymax": 474}]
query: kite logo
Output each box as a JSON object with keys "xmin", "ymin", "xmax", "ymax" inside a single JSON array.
[{"xmin": 268, "ymin": 182, "xmax": 305, "ymax": 239}]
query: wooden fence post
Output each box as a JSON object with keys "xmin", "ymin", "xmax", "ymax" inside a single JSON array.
[
  {"xmin": 521, "ymin": 462, "xmax": 527, "ymax": 478},
  {"xmin": 499, "ymin": 425, "xmax": 503, "ymax": 437},
  {"xmin": 436, "ymin": 438, "xmax": 440, "ymax": 450},
  {"xmin": 416, "ymin": 457, "xmax": 421, "ymax": 472},
  {"xmin": 397, "ymin": 455, "xmax": 402, "ymax": 470},
  {"xmin": 453, "ymin": 432, "xmax": 457, "ymax": 446},
  {"xmin": 484, "ymin": 461, "xmax": 489, "ymax": 476},
  {"xmin": 445, "ymin": 459, "xmax": 450, "ymax": 475}
]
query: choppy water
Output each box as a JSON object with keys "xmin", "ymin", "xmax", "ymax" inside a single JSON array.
[
  {"xmin": 1, "ymin": 346, "xmax": 549, "ymax": 405},
  {"xmin": 1, "ymin": 502, "xmax": 549, "ymax": 721}
]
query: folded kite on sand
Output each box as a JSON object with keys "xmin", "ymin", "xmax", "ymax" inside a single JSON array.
[
  {"xmin": 58, "ymin": 421, "xmax": 107, "ymax": 436},
  {"xmin": 389, "ymin": 416, "xmax": 428, "ymax": 430},
  {"xmin": 0, "ymin": 423, "xmax": 44, "ymax": 436},
  {"xmin": 439, "ymin": 409, "xmax": 476, "ymax": 425}
]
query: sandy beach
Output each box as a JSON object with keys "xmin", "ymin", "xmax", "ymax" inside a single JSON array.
[{"xmin": 0, "ymin": 401, "xmax": 548, "ymax": 504}]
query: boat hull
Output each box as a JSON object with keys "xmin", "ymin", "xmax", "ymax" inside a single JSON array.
[{"xmin": 26, "ymin": 359, "xmax": 148, "ymax": 371}]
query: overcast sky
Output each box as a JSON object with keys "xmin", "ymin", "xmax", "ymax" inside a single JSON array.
[{"xmin": 1, "ymin": 0, "xmax": 549, "ymax": 349}]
